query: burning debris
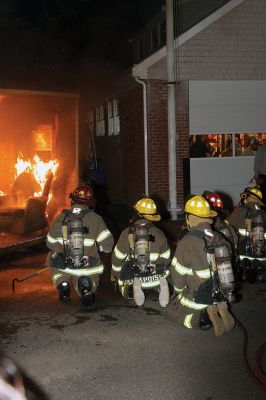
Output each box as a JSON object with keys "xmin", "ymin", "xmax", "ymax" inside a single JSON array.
[
  {"xmin": 0, "ymin": 153, "xmax": 58, "ymax": 235},
  {"xmin": 13, "ymin": 153, "xmax": 58, "ymax": 206}
]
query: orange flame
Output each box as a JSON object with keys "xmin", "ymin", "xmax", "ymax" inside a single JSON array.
[
  {"xmin": 0, "ymin": 190, "xmax": 5, "ymax": 196},
  {"xmin": 15, "ymin": 153, "xmax": 59, "ymax": 197}
]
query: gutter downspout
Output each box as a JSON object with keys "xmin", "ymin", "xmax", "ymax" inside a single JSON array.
[
  {"xmin": 166, "ymin": 0, "xmax": 177, "ymax": 220},
  {"xmin": 135, "ymin": 76, "xmax": 149, "ymax": 196}
]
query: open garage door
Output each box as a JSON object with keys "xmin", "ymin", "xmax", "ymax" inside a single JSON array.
[{"xmin": 189, "ymin": 80, "xmax": 266, "ymax": 205}]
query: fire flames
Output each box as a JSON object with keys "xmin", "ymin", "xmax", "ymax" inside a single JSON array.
[{"xmin": 15, "ymin": 153, "xmax": 59, "ymax": 198}]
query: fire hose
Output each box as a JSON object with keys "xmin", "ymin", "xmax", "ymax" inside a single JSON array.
[
  {"xmin": 12, "ymin": 267, "xmax": 49, "ymax": 294},
  {"xmin": 236, "ymin": 318, "xmax": 266, "ymax": 393}
]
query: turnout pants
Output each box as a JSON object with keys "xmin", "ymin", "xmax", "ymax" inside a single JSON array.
[{"xmin": 50, "ymin": 267, "xmax": 100, "ymax": 296}]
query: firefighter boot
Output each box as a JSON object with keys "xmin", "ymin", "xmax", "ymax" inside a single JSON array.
[
  {"xmin": 78, "ymin": 277, "xmax": 95, "ymax": 307},
  {"xmin": 159, "ymin": 277, "xmax": 170, "ymax": 307},
  {"xmin": 217, "ymin": 301, "xmax": 235, "ymax": 333},
  {"xmin": 207, "ymin": 305, "xmax": 224, "ymax": 336},
  {"xmin": 199, "ymin": 309, "xmax": 212, "ymax": 331},
  {"xmin": 133, "ymin": 277, "xmax": 145, "ymax": 306},
  {"xmin": 57, "ymin": 281, "xmax": 71, "ymax": 303}
]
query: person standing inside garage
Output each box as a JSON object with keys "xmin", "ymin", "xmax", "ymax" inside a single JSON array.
[{"xmin": 253, "ymin": 142, "xmax": 266, "ymax": 204}]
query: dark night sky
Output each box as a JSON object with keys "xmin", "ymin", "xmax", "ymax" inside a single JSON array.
[{"xmin": 0, "ymin": 0, "xmax": 164, "ymax": 91}]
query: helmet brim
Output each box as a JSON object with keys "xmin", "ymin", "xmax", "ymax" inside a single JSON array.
[
  {"xmin": 187, "ymin": 210, "xmax": 217, "ymax": 218},
  {"xmin": 141, "ymin": 213, "xmax": 161, "ymax": 222}
]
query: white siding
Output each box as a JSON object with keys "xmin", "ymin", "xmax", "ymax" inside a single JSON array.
[
  {"xmin": 189, "ymin": 81, "xmax": 266, "ymax": 133},
  {"xmin": 190, "ymin": 156, "xmax": 254, "ymax": 205}
]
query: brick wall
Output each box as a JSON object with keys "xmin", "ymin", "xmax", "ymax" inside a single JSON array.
[
  {"xmin": 147, "ymin": 80, "xmax": 189, "ymax": 208},
  {"xmin": 93, "ymin": 84, "xmax": 145, "ymax": 203},
  {"xmin": 147, "ymin": 80, "xmax": 168, "ymax": 202},
  {"xmin": 120, "ymin": 85, "xmax": 145, "ymax": 203}
]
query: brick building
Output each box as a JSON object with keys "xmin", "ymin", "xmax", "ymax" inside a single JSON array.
[{"xmin": 86, "ymin": 0, "xmax": 266, "ymax": 209}]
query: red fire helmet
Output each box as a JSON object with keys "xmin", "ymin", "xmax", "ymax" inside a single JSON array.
[
  {"xmin": 203, "ymin": 191, "xmax": 224, "ymax": 209},
  {"xmin": 69, "ymin": 184, "xmax": 95, "ymax": 207}
]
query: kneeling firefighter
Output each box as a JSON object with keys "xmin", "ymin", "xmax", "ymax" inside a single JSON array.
[
  {"xmin": 170, "ymin": 195, "xmax": 235, "ymax": 336},
  {"xmin": 111, "ymin": 197, "xmax": 171, "ymax": 307},
  {"xmin": 46, "ymin": 184, "xmax": 114, "ymax": 306},
  {"xmin": 226, "ymin": 187, "xmax": 266, "ymax": 283},
  {"xmin": 203, "ymin": 191, "xmax": 239, "ymax": 264}
]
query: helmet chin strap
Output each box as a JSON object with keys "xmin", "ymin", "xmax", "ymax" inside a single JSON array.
[{"xmin": 186, "ymin": 214, "xmax": 191, "ymax": 230}]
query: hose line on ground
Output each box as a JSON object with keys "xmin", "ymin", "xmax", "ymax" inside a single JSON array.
[{"xmin": 237, "ymin": 319, "xmax": 266, "ymax": 393}]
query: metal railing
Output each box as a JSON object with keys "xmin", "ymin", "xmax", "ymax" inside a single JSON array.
[{"xmin": 132, "ymin": 0, "xmax": 231, "ymax": 64}]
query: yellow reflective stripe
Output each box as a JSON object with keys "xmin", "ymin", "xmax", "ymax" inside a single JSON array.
[
  {"xmin": 195, "ymin": 269, "xmax": 211, "ymax": 279},
  {"xmin": 174, "ymin": 285, "xmax": 186, "ymax": 293},
  {"xmin": 112, "ymin": 264, "xmax": 122, "ymax": 272},
  {"xmin": 97, "ymin": 229, "xmax": 112, "ymax": 242},
  {"xmin": 184, "ymin": 313, "xmax": 193, "ymax": 329},
  {"xmin": 180, "ymin": 296, "xmax": 207, "ymax": 310},
  {"xmin": 164, "ymin": 270, "xmax": 170, "ymax": 277},
  {"xmin": 160, "ymin": 249, "xmax": 171, "ymax": 259},
  {"xmin": 114, "ymin": 246, "xmax": 127, "ymax": 260},
  {"xmin": 118, "ymin": 279, "xmax": 133, "ymax": 286},
  {"xmin": 52, "ymin": 272, "xmax": 63, "ymax": 284},
  {"xmin": 121, "ymin": 286, "xmax": 127, "ymax": 296},
  {"xmin": 150, "ymin": 253, "xmax": 159, "ymax": 261},
  {"xmin": 84, "ymin": 238, "xmax": 95, "ymax": 246},
  {"xmin": 141, "ymin": 280, "xmax": 160, "ymax": 288},
  {"xmin": 47, "ymin": 234, "xmax": 63, "ymax": 245},
  {"xmin": 47, "ymin": 233, "xmax": 57, "ymax": 243},
  {"xmin": 239, "ymin": 255, "xmax": 266, "ymax": 261},
  {"xmin": 60, "ymin": 265, "xmax": 104, "ymax": 276},
  {"xmin": 118, "ymin": 278, "xmax": 160, "ymax": 288},
  {"xmin": 172, "ymin": 258, "xmax": 193, "ymax": 276},
  {"xmin": 238, "ymin": 229, "xmax": 266, "ymax": 239}
]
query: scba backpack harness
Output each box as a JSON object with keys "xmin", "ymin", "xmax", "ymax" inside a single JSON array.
[
  {"xmin": 120, "ymin": 222, "xmax": 165, "ymax": 282},
  {"xmin": 50, "ymin": 208, "xmax": 99, "ymax": 269},
  {"xmin": 189, "ymin": 230, "xmax": 235, "ymax": 305}
]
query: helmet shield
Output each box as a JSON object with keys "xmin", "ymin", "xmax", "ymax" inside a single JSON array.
[{"xmin": 69, "ymin": 184, "xmax": 95, "ymax": 207}]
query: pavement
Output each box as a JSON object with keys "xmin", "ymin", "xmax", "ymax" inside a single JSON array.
[{"xmin": 0, "ymin": 246, "xmax": 266, "ymax": 400}]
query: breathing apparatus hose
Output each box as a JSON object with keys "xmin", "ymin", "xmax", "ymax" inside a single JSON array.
[{"xmin": 236, "ymin": 319, "xmax": 266, "ymax": 393}]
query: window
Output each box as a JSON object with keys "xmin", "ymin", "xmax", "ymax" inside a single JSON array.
[
  {"xmin": 107, "ymin": 99, "xmax": 120, "ymax": 136},
  {"xmin": 32, "ymin": 125, "xmax": 52, "ymax": 151},
  {"xmin": 87, "ymin": 110, "xmax": 94, "ymax": 134},
  {"xmin": 107, "ymin": 101, "xmax": 114, "ymax": 135},
  {"xmin": 96, "ymin": 106, "xmax": 105, "ymax": 136},
  {"xmin": 189, "ymin": 133, "xmax": 266, "ymax": 158}
]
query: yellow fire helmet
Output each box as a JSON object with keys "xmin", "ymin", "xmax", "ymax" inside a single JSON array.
[
  {"xmin": 185, "ymin": 195, "xmax": 217, "ymax": 218},
  {"xmin": 240, "ymin": 187, "xmax": 263, "ymax": 204},
  {"xmin": 134, "ymin": 197, "xmax": 161, "ymax": 222}
]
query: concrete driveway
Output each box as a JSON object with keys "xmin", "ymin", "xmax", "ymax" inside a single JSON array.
[{"xmin": 0, "ymin": 249, "xmax": 265, "ymax": 400}]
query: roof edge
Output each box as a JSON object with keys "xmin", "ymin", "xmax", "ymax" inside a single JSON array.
[
  {"xmin": 0, "ymin": 88, "xmax": 79, "ymax": 97},
  {"xmin": 132, "ymin": 0, "xmax": 246, "ymax": 79}
]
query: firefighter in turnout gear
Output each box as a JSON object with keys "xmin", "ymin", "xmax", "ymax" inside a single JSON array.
[
  {"xmin": 111, "ymin": 197, "xmax": 171, "ymax": 307},
  {"xmin": 170, "ymin": 195, "xmax": 235, "ymax": 336},
  {"xmin": 46, "ymin": 184, "xmax": 114, "ymax": 306},
  {"xmin": 226, "ymin": 187, "xmax": 266, "ymax": 283},
  {"xmin": 203, "ymin": 191, "xmax": 238, "ymax": 259}
]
